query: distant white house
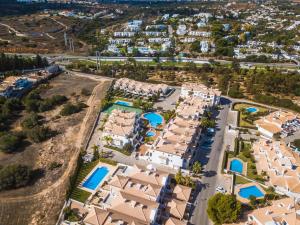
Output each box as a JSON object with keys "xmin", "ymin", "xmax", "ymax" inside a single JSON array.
[
  {"xmin": 176, "ymin": 25, "xmax": 187, "ymax": 36},
  {"xmin": 200, "ymin": 41, "xmax": 209, "ymax": 53},
  {"xmin": 109, "ymin": 38, "xmax": 131, "ymax": 45},
  {"xmin": 180, "ymin": 83, "xmax": 221, "ymax": 106},
  {"xmin": 188, "ymin": 31, "xmax": 211, "ymax": 37},
  {"xmin": 113, "ymin": 32, "xmax": 135, "ymax": 37}
]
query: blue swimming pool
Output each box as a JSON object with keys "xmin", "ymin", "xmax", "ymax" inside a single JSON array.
[
  {"xmin": 246, "ymin": 107, "xmax": 258, "ymax": 113},
  {"xmin": 143, "ymin": 112, "xmax": 163, "ymax": 128},
  {"xmin": 82, "ymin": 167, "xmax": 109, "ymax": 190},
  {"xmin": 238, "ymin": 185, "xmax": 264, "ymax": 199},
  {"xmin": 146, "ymin": 131, "xmax": 156, "ymax": 137},
  {"xmin": 230, "ymin": 159, "xmax": 243, "ymax": 173},
  {"xmin": 115, "ymin": 100, "xmax": 132, "ymax": 106}
]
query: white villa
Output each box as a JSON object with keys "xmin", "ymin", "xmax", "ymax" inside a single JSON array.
[
  {"xmin": 253, "ymin": 139, "xmax": 300, "ymax": 198},
  {"xmin": 141, "ymin": 98, "xmax": 205, "ymax": 169},
  {"xmin": 114, "ymin": 78, "xmax": 170, "ymax": 97},
  {"xmin": 113, "ymin": 32, "xmax": 135, "ymax": 37},
  {"xmin": 255, "ymin": 111, "xmax": 299, "ymax": 138},
  {"xmin": 180, "ymin": 83, "xmax": 221, "ymax": 106},
  {"xmin": 102, "ymin": 109, "xmax": 140, "ymax": 150},
  {"xmin": 81, "ymin": 164, "xmax": 192, "ymax": 225},
  {"xmin": 141, "ymin": 116, "xmax": 200, "ymax": 170},
  {"xmin": 246, "ymin": 198, "xmax": 299, "ymax": 225},
  {"xmin": 176, "ymin": 96, "xmax": 208, "ymax": 120}
]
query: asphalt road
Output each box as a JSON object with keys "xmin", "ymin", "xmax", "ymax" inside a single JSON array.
[
  {"xmin": 190, "ymin": 97, "xmax": 231, "ymax": 225},
  {"xmin": 5, "ymin": 52, "xmax": 300, "ymax": 69}
]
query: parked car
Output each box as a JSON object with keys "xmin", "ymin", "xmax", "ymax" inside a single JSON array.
[{"xmin": 215, "ymin": 186, "xmax": 226, "ymax": 194}]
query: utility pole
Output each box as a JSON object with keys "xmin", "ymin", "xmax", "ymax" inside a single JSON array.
[
  {"xmin": 69, "ymin": 38, "xmax": 74, "ymax": 53},
  {"xmin": 226, "ymin": 81, "xmax": 231, "ymax": 96},
  {"xmin": 64, "ymin": 32, "xmax": 68, "ymax": 47},
  {"xmin": 96, "ymin": 51, "xmax": 100, "ymax": 71}
]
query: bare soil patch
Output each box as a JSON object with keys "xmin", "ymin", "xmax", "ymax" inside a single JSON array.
[{"xmin": 0, "ymin": 73, "xmax": 112, "ymax": 225}]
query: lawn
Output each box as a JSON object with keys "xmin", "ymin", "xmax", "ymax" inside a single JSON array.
[
  {"xmin": 237, "ymin": 141, "xmax": 265, "ymax": 182},
  {"xmin": 103, "ymin": 104, "xmax": 143, "ymax": 115},
  {"xmin": 70, "ymin": 188, "xmax": 91, "ymax": 203},
  {"xmin": 233, "ymin": 103, "xmax": 269, "ymax": 128},
  {"xmin": 69, "ymin": 160, "xmax": 99, "ymax": 202},
  {"xmin": 235, "ymin": 175, "xmax": 250, "ymax": 185}
]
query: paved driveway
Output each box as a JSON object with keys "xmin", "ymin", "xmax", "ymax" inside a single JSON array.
[
  {"xmin": 189, "ymin": 97, "xmax": 231, "ymax": 225},
  {"xmin": 154, "ymin": 87, "xmax": 180, "ymax": 111}
]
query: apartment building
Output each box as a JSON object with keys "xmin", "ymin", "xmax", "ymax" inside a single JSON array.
[
  {"xmin": 176, "ymin": 96, "xmax": 208, "ymax": 120},
  {"xmin": 148, "ymin": 38, "xmax": 170, "ymax": 44},
  {"xmin": 180, "ymin": 83, "xmax": 221, "ymax": 106},
  {"xmin": 102, "ymin": 109, "xmax": 140, "ymax": 150},
  {"xmin": 143, "ymin": 31, "xmax": 167, "ymax": 37},
  {"xmin": 247, "ymin": 198, "xmax": 299, "ymax": 225},
  {"xmin": 114, "ymin": 78, "xmax": 170, "ymax": 97},
  {"xmin": 253, "ymin": 139, "xmax": 300, "ymax": 198},
  {"xmin": 82, "ymin": 164, "xmax": 192, "ymax": 225},
  {"xmin": 188, "ymin": 31, "xmax": 211, "ymax": 37},
  {"xmin": 113, "ymin": 32, "xmax": 136, "ymax": 38},
  {"xmin": 141, "ymin": 98, "xmax": 204, "ymax": 169},
  {"xmin": 255, "ymin": 111, "xmax": 299, "ymax": 138},
  {"xmin": 109, "ymin": 38, "xmax": 131, "ymax": 45},
  {"xmin": 0, "ymin": 65, "xmax": 59, "ymax": 98}
]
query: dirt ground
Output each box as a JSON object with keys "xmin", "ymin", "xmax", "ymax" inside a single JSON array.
[
  {"xmin": 0, "ymin": 73, "xmax": 112, "ymax": 225},
  {"xmin": 0, "ymin": 14, "xmax": 89, "ymax": 54}
]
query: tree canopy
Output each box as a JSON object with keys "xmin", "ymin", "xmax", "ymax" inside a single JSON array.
[
  {"xmin": 207, "ymin": 193, "xmax": 242, "ymax": 225},
  {"xmin": 0, "ymin": 164, "xmax": 31, "ymax": 191}
]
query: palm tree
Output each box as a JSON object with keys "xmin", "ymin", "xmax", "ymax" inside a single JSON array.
[
  {"xmin": 103, "ymin": 136, "xmax": 113, "ymax": 146},
  {"xmin": 92, "ymin": 144, "xmax": 100, "ymax": 161},
  {"xmin": 192, "ymin": 161, "xmax": 202, "ymax": 175}
]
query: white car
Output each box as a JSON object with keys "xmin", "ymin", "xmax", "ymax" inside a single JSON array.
[{"xmin": 216, "ymin": 186, "xmax": 226, "ymax": 194}]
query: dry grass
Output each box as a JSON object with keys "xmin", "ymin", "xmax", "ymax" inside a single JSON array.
[{"xmin": 0, "ymin": 73, "xmax": 112, "ymax": 225}]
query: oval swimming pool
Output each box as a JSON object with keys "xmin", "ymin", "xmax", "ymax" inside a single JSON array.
[
  {"xmin": 246, "ymin": 107, "xmax": 258, "ymax": 113},
  {"xmin": 146, "ymin": 130, "xmax": 156, "ymax": 137},
  {"xmin": 115, "ymin": 100, "xmax": 132, "ymax": 107},
  {"xmin": 230, "ymin": 159, "xmax": 243, "ymax": 173},
  {"xmin": 238, "ymin": 185, "xmax": 264, "ymax": 199},
  {"xmin": 143, "ymin": 112, "xmax": 163, "ymax": 128}
]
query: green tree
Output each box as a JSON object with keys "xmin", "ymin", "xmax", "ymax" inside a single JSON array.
[
  {"xmin": 0, "ymin": 164, "xmax": 31, "ymax": 191},
  {"xmin": 0, "ymin": 133, "xmax": 23, "ymax": 153},
  {"xmin": 21, "ymin": 113, "xmax": 39, "ymax": 129},
  {"xmin": 192, "ymin": 161, "xmax": 202, "ymax": 175},
  {"xmin": 26, "ymin": 126, "xmax": 53, "ymax": 143},
  {"xmin": 92, "ymin": 145, "xmax": 100, "ymax": 161},
  {"xmin": 201, "ymin": 117, "xmax": 216, "ymax": 128},
  {"xmin": 249, "ymin": 195, "xmax": 257, "ymax": 207},
  {"xmin": 207, "ymin": 193, "xmax": 242, "ymax": 225},
  {"xmin": 103, "ymin": 136, "xmax": 113, "ymax": 145}
]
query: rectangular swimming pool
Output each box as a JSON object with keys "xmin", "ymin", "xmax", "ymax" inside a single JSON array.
[{"xmin": 82, "ymin": 167, "xmax": 109, "ymax": 190}]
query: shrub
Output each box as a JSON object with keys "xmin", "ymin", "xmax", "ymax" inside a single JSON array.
[
  {"xmin": 49, "ymin": 162, "xmax": 62, "ymax": 171},
  {"xmin": 0, "ymin": 133, "xmax": 23, "ymax": 153},
  {"xmin": 60, "ymin": 102, "xmax": 87, "ymax": 116},
  {"xmin": 81, "ymin": 88, "xmax": 91, "ymax": 96},
  {"xmin": 63, "ymin": 206, "xmax": 80, "ymax": 222},
  {"xmin": 0, "ymin": 164, "xmax": 31, "ymax": 191},
  {"xmin": 21, "ymin": 113, "xmax": 40, "ymax": 129},
  {"xmin": 26, "ymin": 126, "xmax": 54, "ymax": 143}
]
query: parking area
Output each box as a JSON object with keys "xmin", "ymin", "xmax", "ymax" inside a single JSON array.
[{"xmin": 154, "ymin": 87, "xmax": 181, "ymax": 111}]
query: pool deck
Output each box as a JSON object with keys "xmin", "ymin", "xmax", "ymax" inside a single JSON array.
[
  {"xmin": 235, "ymin": 182, "xmax": 266, "ymax": 204},
  {"xmin": 79, "ymin": 162, "xmax": 117, "ymax": 193},
  {"xmin": 227, "ymin": 157, "xmax": 247, "ymax": 176}
]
